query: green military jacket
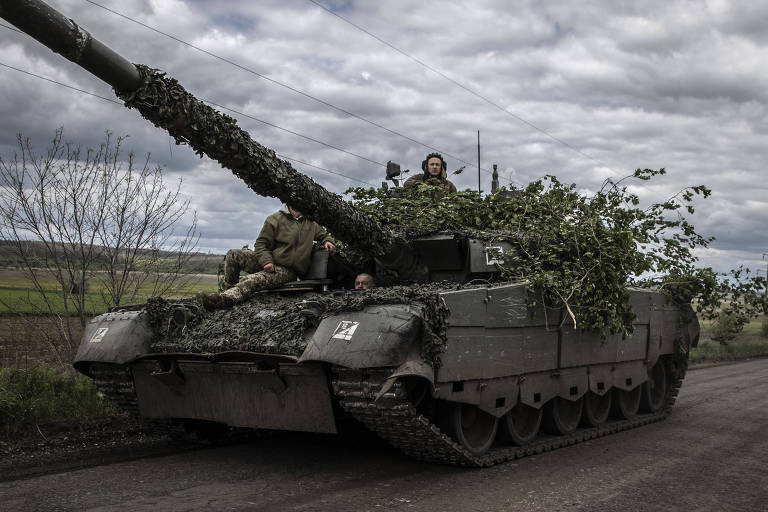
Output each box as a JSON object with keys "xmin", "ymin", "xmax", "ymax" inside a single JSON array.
[
  {"xmin": 403, "ymin": 173, "xmax": 457, "ymax": 193},
  {"xmin": 254, "ymin": 209, "xmax": 333, "ymax": 275}
]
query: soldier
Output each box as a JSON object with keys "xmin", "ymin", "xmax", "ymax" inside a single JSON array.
[
  {"xmin": 197, "ymin": 205, "xmax": 335, "ymax": 310},
  {"xmin": 354, "ymin": 273, "xmax": 376, "ymax": 290},
  {"xmin": 403, "ymin": 152, "xmax": 457, "ymax": 192}
]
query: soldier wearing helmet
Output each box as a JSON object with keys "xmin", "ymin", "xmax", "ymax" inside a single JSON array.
[{"xmin": 403, "ymin": 152, "xmax": 457, "ymax": 192}]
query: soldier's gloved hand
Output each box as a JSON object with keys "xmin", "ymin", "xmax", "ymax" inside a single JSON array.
[
  {"xmin": 324, "ymin": 241, "xmax": 336, "ymax": 255},
  {"xmin": 263, "ymin": 263, "xmax": 275, "ymax": 272}
]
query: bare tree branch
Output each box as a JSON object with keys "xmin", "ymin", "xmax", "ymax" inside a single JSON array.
[{"xmin": 0, "ymin": 129, "xmax": 199, "ymax": 362}]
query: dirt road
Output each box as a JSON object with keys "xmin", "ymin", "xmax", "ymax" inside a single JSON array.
[{"xmin": 2, "ymin": 359, "xmax": 766, "ymax": 511}]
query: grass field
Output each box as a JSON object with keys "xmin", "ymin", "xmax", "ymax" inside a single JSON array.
[
  {"xmin": 690, "ymin": 315, "xmax": 768, "ymax": 363},
  {"xmin": 0, "ymin": 270, "xmax": 219, "ymax": 315}
]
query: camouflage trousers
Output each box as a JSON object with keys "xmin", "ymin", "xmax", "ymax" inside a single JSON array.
[
  {"xmin": 223, "ymin": 248, "xmax": 264, "ymax": 288},
  {"xmin": 220, "ymin": 260, "xmax": 296, "ymax": 304}
]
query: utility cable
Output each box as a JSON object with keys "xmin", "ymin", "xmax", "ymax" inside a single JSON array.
[
  {"xmin": 205, "ymin": 100, "xmax": 385, "ymax": 167},
  {"xmin": 0, "ymin": 61, "xmax": 122, "ymax": 104},
  {"xmin": 306, "ymin": 0, "xmax": 613, "ymax": 173},
  {"xmin": 278, "ymin": 154, "xmax": 375, "ymax": 186},
  {"xmin": 0, "ymin": 60, "xmax": 374, "ymax": 186},
  {"xmin": 84, "ymin": 0, "xmax": 493, "ymax": 175},
  {"xmin": 0, "ymin": 21, "xmax": 23, "ymax": 34}
]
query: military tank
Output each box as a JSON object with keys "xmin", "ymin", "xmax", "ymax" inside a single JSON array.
[{"xmin": 1, "ymin": 0, "xmax": 698, "ymax": 467}]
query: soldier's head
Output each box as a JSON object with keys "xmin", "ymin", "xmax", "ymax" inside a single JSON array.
[
  {"xmin": 422, "ymin": 153, "xmax": 446, "ymax": 178},
  {"xmin": 287, "ymin": 205, "xmax": 302, "ymax": 219},
  {"xmin": 354, "ymin": 273, "xmax": 375, "ymax": 290}
]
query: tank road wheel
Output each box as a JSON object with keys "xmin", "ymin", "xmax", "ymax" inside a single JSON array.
[
  {"xmin": 581, "ymin": 392, "xmax": 612, "ymax": 427},
  {"xmin": 497, "ymin": 403, "xmax": 543, "ymax": 446},
  {"xmin": 612, "ymin": 386, "xmax": 642, "ymax": 419},
  {"xmin": 640, "ymin": 361, "xmax": 668, "ymax": 413},
  {"xmin": 542, "ymin": 397, "xmax": 583, "ymax": 436},
  {"xmin": 438, "ymin": 401, "xmax": 498, "ymax": 456}
]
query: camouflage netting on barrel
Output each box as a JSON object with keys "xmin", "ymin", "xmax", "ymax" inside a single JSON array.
[
  {"xmin": 145, "ymin": 283, "xmax": 458, "ymax": 367},
  {"xmin": 115, "ymin": 65, "xmax": 398, "ymax": 257}
]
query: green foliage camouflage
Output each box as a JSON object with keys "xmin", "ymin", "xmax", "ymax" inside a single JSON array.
[{"xmin": 348, "ymin": 171, "xmax": 766, "ymax": 337}]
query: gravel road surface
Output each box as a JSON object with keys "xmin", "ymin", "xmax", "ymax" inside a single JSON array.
[{"xmin": 2, "ymin": 358, "xmax": 766, "ymax": 511}]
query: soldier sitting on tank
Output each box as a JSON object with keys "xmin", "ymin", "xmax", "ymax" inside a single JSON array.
[
  {"xmin": 403, "ymin": 152, "xmax": 457, "ymax": 192},
  {"xmin": 354, "ymin": 273, "xmax": 376, "ymax": 290},
  {"xmin": 197, "ymin": 204, "xmax": 336, "ymax": 310}
]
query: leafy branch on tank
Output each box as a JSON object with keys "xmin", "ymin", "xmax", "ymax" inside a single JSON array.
[{"xmin": 347, "ymin": 170, "xmax": 722, "ymax": 338}]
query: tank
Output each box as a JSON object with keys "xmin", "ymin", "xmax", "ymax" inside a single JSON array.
[{"xmin": 1, "ymin": 0, "xmax": 699, "ymax": 466}]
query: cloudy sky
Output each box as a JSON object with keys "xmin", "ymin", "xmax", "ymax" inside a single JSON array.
[{"xmin": 1, "ymin": 0, "xmax": 766, "ymax": 275}]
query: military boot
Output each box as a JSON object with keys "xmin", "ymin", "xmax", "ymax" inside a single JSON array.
[{"xmin": 196, "ymin": 291, "xmax": 234, "ymax": 311}]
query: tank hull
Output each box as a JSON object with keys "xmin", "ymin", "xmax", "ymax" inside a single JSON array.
[{"xmin": 74, "ymin": 283, "xmax": 697, "ymax": 465}]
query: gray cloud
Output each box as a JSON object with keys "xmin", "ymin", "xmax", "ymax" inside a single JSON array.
[{"xmin": 1, "ymin": 0, "xmax": 766, "ymax": 275}]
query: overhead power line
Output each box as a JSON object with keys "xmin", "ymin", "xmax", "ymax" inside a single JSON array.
[
  {"xmin": 205, "ymin": 100, "xmax": 385, "ymax": 167},
  {"xmin": 0, "ymin": 60, "xmax": 375, "ymax": 186},
  {"xmin": 279, "ymin": 154, "xmax": 375, "ymax": 186},
  {"xmin": 84, "ymin": 0, "xmax": 497, "ymax": 177},
  {"xmin": 0, "ymin": 61, "xmax": 122, "ymax": 104},
  {"xmin": 0, "ymin": 21, "xmax": 23, "ymax": 33},
  {"xmin": 306, "ymin": 0, "xmax": 612, "ymax": 172}
]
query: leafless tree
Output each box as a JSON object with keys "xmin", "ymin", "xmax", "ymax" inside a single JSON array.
[{"xmin": 0, "ymin": 129, "xmax": 199, "ymax": 364}]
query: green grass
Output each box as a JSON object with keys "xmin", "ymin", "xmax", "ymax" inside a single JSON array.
[
  {"xmin": 0, "ymin": 365, "xmax": 118, "ymax": 439},
  {"xmin": 0, "ymin": 286, "xmax": 112, "ymax": 315},
  {"xmin": 690, "ymin": 342, "xmax": 768, "ymax": 363},
  {"xmin": 0, "ymin": 270, "xmax": 218, "ymax": 315},
  {"xmin": 691, "ymin": 314, "xmax": 768, "ymax": 364}
]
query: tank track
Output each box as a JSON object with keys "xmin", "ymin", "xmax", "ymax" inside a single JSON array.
[
  {"xmin": 91, "ymin": 363, "xmax": 141, "ymax": 416},
  {"xmin": 90, "ymin": 362, "xmax": 266, "ymax": 443},
  {"xmin": 333, "ymin": 357, "xmax": 687, "ymax": 467},
  {"xmin": 90, "ymin": 363, "xmax": 205, "ymax": 440}
]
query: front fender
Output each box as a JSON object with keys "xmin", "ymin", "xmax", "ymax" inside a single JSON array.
[
  {"xmin": 299, "ymin": 305, "xmax": 422, "ymax": 369},
  {"xmin": 73, "ymin": 310, "xmax": 152, "ymax": 375}
]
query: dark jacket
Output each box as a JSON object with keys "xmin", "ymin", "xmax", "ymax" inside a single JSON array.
[{"xmin": 254, "ymin": 208, "xmax": 333, "ymax": 275}]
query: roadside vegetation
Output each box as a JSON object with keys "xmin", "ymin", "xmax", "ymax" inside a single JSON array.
[
  {"xmin": 0, "ymin": 365, "xmax": 118, "ymax": 441},
  {"xmin": 691, "ymin": 315, "xmax": 768, "ymax": 364}
]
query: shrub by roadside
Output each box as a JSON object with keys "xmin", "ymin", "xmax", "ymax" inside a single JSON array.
[
  {"xmin": 690, "ymin": 314, "xmax": 768, "ymax": 364},
  {"xmin": 0, "ymin": 365, "xmax": 118, "ymax": 440}
]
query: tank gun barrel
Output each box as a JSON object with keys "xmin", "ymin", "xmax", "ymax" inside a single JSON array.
[
  {"xmin": 1, "ymin": 0, "xmax": 424, "ymax": 280},
  {"xmin": 0, "ymin": 0, "xmax": 141, "ymax": 92}
]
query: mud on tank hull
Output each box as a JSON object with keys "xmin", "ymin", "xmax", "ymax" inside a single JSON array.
[{"xmin": 74, "ymin": 283, "xmax": 698, "ymax": 466}]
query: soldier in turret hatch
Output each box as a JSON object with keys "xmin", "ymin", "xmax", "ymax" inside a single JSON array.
[
  {"xmin": 354, "ymin": 273, "xmax": 376, "ymax": 290},
  {"xmin": 403, "ymin": 152, "xmax": 457, "ymax": 192},
  {"xmin": 197, "ymin": 205, "xmax": 336, "ymax": 310}
]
